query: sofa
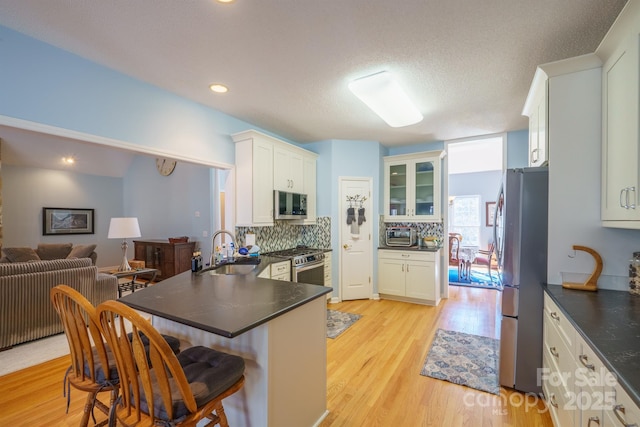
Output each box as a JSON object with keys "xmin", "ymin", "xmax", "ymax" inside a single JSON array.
[
  {"xmin": 0, "ymin": 243, "xmax": 98, "ymax": 265},
  {"xmin": 0, "ymin": 245, "xmax": 118, "ymax": 349}
]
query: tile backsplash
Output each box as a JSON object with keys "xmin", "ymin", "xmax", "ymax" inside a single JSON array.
[{"xmin": 236, "ymin": 217, "xmax": 331, "ymax": 252}]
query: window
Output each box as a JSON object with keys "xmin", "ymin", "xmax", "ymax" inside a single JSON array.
[{"xmin": 449, "ymin": 195, "xmax": 481, "ymax": 247}]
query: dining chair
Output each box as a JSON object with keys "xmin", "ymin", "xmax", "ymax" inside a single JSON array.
[
  {"xmin": 97, "ymin": 300, "xmax": 245, "ymax": 427},
  {"xmin": 50, "ymin": 285, "xmax": 119, "ymax": 427},
  {"xmin": 448, "ymin": 234, "xmax": 462, "ymax": 266},
  {"xmin": 474, "ymin": 242, "xmax": 495, "ymax": 279}
]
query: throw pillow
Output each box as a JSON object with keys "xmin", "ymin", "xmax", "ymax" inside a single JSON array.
[
  {"xmin": 36, "ymin": 243, "xmax": 73, "ymax": 260},
  {"xmin": 67, "ymin": 244, "xmax": 97, "ymax": 259},
  {"xmin": 2, "ymin": 247, "xmax": 41, "ymax": 263}
]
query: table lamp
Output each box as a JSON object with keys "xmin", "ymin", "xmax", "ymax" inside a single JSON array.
[{"xmin": 108, "ymin": 217, "xmax": 141, "ymax": 271}]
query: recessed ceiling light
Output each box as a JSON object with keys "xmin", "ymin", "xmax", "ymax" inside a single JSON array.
[
  {"xmin": 62, "ymin": 156, "xmax": 75, "ymax": 165},
  {"xmin": 216, "ymin": 0, "xmax": 235, "ymax": 3},
  {"xmin": 209, "ymin": 83, "xmax": 229, "ymax": 93},
  {"xmin": 348, "ymin": 71, "xmax": 423, "ymax": 128}
]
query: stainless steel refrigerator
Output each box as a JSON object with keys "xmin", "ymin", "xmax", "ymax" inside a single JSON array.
[{"xmin": 494, "ymin": 167, "xmax": 548, "ymax": 394}]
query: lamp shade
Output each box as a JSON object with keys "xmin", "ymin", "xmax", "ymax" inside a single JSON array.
[{"xmin": 108, "ymin": 217, "xmax": 141, "ymax": 239}]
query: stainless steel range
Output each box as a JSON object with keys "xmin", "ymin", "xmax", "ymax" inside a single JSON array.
[{"xmin": 267, "ymin": 247, "xmax": 325, "ymax": 285}]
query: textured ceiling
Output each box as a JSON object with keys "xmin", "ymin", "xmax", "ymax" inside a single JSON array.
[{"xmin": 0, "ymin": 0, "xmax": 628, "ymax": 157}]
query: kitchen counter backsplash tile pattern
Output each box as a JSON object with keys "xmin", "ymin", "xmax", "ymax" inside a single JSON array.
[
  {"xmin": 379, "ymin": 216, "xmax": 444, "ymax": 247},
  {"xmin": 236, "ymin": 216, "xmax": 331, "ymax": 253}
]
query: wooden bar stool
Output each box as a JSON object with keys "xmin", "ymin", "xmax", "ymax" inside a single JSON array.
[
  {"xmin": 97, "ymin": 300, "xmax": 245, "ymax": 426},
  {"xmin": 50, "ymin": 285, "xmax": 120, "ymax": 427}
]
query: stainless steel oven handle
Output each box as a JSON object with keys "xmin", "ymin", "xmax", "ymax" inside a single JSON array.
[{"xmin": 295, "ymin": 260, "xmax": 324, "ymax": 272}]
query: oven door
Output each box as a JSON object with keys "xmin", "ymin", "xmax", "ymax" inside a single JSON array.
[{"xmin": 293, "ymin": 261, "xmax": 324, "ymax": 286}]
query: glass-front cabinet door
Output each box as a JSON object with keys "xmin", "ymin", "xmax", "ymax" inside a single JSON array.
[
  {"xmin": 388, "ymin": 163, "xmax": 407, "ymax": 216},
  {"xmin": 384, "ymin": 151, "xmax": 443, "ymax": 222},
  {"xmin": 414, "ymin": 160, "xmax": 435, "ymax": 216}
]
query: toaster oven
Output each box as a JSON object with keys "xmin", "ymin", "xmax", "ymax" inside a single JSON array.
[{"xmin": 385, "ymin": 227, "xmax": 417, "ymax": 247}]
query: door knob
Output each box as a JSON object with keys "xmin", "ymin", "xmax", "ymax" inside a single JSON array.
[{"xmin": 343, "ymin": 244, "xmax": 349, "ymax": 249}]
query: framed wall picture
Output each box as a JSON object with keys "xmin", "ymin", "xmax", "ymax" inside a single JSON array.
[
  {"xmin": 43, "ymin": 207, "xmax": 94, "ymax": 235},
  {"xmin": 486, "ymin": 202, "xmax": 496, "ymax": 227}
]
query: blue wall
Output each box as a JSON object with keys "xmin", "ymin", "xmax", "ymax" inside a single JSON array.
[
  {"xmin": 2, "ymin": 158, "xmax": 214, "ymax": 266},
  {"xmin": 506, "ymin": 129, "xmax": 529, "ymax": 168},
  {"xmin": 2, "ymin": 165, "xmax": 124, "ymax": 263},
  {"xmin": 0, "ymin": 25, "xmax": 269, "ymax": 168}
]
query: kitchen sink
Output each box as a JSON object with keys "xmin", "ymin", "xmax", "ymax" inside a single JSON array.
[
  {"xmin": 199, "ymin": 257, "xmax": 261, "ymax": 276},
  {"xmin": 211, "ymin": 263, "xmax": 259, "ymax": 275}
]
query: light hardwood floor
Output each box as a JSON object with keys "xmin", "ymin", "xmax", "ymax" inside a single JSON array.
[
  {"xmin": 0, "ymin": 286, "xmax": 553, "ymax": 426},
  {"xmin": 320, "ymin": 285, "xmax": 553, "ymax": 427}
]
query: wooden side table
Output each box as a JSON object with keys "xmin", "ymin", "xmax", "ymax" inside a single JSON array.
[
  {"xmin": 109, "ymin": 268, "xmax": 159, "ymax": 298},
  {"xmin": 133, "ymin": 240, "xmax": 196, "ymax": 280}
]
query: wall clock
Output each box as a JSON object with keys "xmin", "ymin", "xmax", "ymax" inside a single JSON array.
[{"xmin": 156, "ymin": 158, "xmax": 177, "ymax": 176}]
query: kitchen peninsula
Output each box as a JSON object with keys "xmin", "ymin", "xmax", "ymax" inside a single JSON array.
[{"xmin": 119, "ymin": 263, "xmax": 332, "ymax": 427}]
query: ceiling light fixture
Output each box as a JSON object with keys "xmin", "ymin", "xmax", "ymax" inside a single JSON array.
[
  {"xmin": 216, "ymin": 0, "xmax": 235, "ymax": 3},
  {"xmin": 62, "ymin": 156, "xmax": 75, "ymax": 165},
  {"xmin": 348, "ymin": 71, "xmax": 423, "ymax": 128},
  {"xmin": 209, "ymin": 83, "xmax": 229, "ymax": 93}
]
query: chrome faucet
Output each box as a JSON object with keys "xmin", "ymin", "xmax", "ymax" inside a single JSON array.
[{"xmin": 210, "ymin": 229, "xmax": 236, "ymax": 266}]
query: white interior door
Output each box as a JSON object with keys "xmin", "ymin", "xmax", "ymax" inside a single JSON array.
[{"xmin": 339, "ymin": 177, "xmax": 373, "ymax": 300}]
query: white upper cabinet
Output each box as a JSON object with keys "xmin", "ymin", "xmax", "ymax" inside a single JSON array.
[
  {"xmin": 601, "ymin": 31, "xmax": 640, "ymax": 225},
  {"xmin": 232, "ymin": 129, "xmax": 317, "ymax": 227},
  {"xmin": 233, "ymin": 131, "xmax": 275, "ymax": 226},
  {"xmin": 274, "ymin": 145, "xmax": 304, "ymax": 193},
  {"xmin": 383, "ymin": 151, "xmax": 445, "ymax": 223},
  {"xmin": 596, "ymin": 0, "xmax": 640, "ymax": 228},
  {"xmin": 523, "ymin": 69, "xmax": 549, "ymax": 167}
]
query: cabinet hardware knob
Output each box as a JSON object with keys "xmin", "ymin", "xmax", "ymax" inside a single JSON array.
[
  {"xmin": 614, "ymin": 404, "xmax": 637, "ymax": 427},
  {"xmin": 620, "ymin": 188, "xmax": 628, "ymax": 208},
  {"xmin": 579, "ymin": 354, "xmax": 595, "ymax": 371},
  {"xmin": 549, "ymin": 394, "xmax": 558, "ymax": 408},
  {"xmin": 587, "ymin": 416, "xmax": 600, "ymax": 427},
  {"xmin": 550, "ymin": 312, "xmax": 560, "ymax": 321},
  {"xmin": 550, "ymin": 346, "xmax": 559, "ymax": 358}
]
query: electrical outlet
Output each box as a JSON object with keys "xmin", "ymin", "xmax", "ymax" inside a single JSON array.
[{"xmin": 195, "ymin": 211, "xmax": 200, "ymax": 217}]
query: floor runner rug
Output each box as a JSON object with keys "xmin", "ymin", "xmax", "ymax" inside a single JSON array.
[
  {"xmin": 420, "ymin": 328, "xmax": 500, "ymax": 394},
  {"xmin": 448, "ymin": 266, "xmax": 502, "ymax": 290},
  {"xmin": 327, "ymin": 309, "xmax": 361, "ymax": 339}
]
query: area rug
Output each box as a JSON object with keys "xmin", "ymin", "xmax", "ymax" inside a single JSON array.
[
  {"xmin": 448, "ymin": 266, "xmax": 502, "ymax": 290},
  {"xmin": 420, "ymin": 328, "xmax": 500, "ymax": 394},
  {"xmin": 326, "ymin": 309, "xmax": 361, "ymax": 339},
  {"xmin": 0, "ymin": 333, "xmax": 69, "ymax": 376}
]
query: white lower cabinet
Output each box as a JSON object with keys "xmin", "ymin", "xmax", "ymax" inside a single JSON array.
[
  {"xmin": 378, "ymin": 249, "xmax": 440, "ymax": 305},
  {"xmin": 258, "ymin": 260, "xmax": 292, "ymax": 281},
  {"xmin": 543, "ymin": 293, "xmax": 640, "ymax": 427},
  {"xmin": 270, "ymin": 260, "xmax": 291, "ymax": 281},
  {"xmin": 323, "ymin": 251, "xmax": 332, "ymax": 288}
]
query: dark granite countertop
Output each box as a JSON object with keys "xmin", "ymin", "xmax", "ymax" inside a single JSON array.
[
  {"xmin": 119, "ymin": 258, "xmax": 332, "ymax": 338},
  {"xmin": 378, "ymin": 245, "xmax": 442, "ymax": 252},
  {"xmin": 543, "ymin": 284, "xmax": 640, "ymax": 406}
]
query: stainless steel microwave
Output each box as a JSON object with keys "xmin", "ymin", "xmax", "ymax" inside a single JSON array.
[{"xmin": 274, "ymin": 190, "xmax": 307, "ymax": 220}]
